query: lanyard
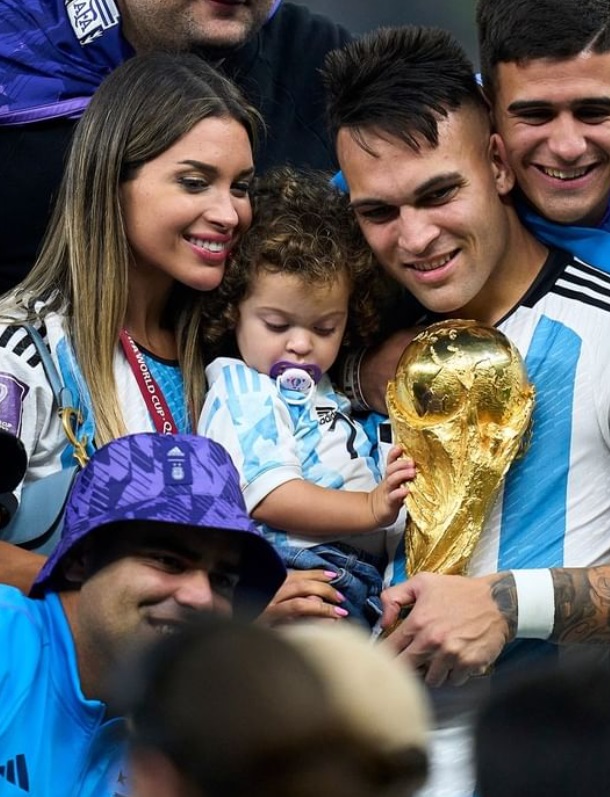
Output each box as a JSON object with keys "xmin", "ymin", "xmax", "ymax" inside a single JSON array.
[{"xmin": 119, "ymin": 329, "xmax": 178, "ymax": 435}]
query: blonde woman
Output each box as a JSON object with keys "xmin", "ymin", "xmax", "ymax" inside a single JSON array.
[{"xmin": 0, "ymin": 52, "xmax": 257, "ymax": 584}]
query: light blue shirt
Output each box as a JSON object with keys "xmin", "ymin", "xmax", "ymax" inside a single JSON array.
[
  {"xmin": 0, "ymin": 587, "xmax": 128, "ymax": 796},
  {"xmin": 517, "ymin": 196, "xmax": 610, "ymax": 272}
]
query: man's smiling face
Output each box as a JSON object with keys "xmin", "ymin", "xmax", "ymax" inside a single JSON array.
[
  {"xmin": 337, "ymin": 105, "xmax": 515, "ymax": 321},
  {"xmin": 491, "ymin": 51, "xmax": 610, "ymax": 226},
  {"xmin": 69, "ymin": 522, "xmax": 242, "ymax": 679}
]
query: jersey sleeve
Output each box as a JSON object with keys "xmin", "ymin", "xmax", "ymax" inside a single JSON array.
[{"xmin": 199, "ymin": 359, "xmax": 304, "ymax": 512}]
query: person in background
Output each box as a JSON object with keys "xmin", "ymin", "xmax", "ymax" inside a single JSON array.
[
  {"xmin": 475, "ymin": 658, "xmax": 610, "ymax": 797},
  {"xmin": 476, "ymin": 0, "xmax": 610, "ymax": 270},
  {"xmin": 125, "ymin": 615, "xmax": 430, "ymax": 797},
  {"xmin": 322, "ymin": 24, "xmax": 610, "ymax": 796},
  {"xmin": 0, "ymin": 0, "xmax": 351, "ymax": 292},
  {"xmin": 198, "ymin": 167, "xmax": 415, "ymax": 629},
  {"xmin": 0, "ymin": 431, "xmax": 286, "ymax": 797}
]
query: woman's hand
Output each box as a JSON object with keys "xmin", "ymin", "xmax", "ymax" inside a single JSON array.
[{"xmin": 258, "ymin": 568, "xmax": 349, "ymax": 626}]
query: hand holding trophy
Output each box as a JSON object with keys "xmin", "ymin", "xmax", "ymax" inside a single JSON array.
[{"xmin": 386, "ymin": 320, "xmax": 535, "ymax": 578}]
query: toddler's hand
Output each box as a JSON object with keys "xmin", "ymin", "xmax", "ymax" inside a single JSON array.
[{"xmin": 369, "ymin": 446, "xmax": 415, "ymax": 527}]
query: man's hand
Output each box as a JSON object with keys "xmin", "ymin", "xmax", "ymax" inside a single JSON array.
[
  {"xmin": 258, "ymin": 569, "xmax": 349, "ymax": 626},
  {"xmin": 360, "ymin": 329, "xmax": 421, "ymax": 413},
  {"xmin": 380, "ymin": 572, "xmax": 516, "ymax": 687}
]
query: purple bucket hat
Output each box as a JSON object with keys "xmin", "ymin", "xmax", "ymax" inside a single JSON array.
[{"xmin": 31, "ymin": 433, "xmax": 286, "ymax": 618}]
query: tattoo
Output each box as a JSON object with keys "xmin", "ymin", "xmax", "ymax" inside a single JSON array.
[
  {"xmin": 552, "ymin": 567, "xmax": 610, "ymax": 644},
  {"xmin": 490, "ymin": 573, "xmax": 518, "ymax": 641}
]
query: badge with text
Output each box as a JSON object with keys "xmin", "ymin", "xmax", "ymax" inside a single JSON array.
[
  {"xmin": 0, "ymin": 373, "xmax": 29, "ymax": 437},
  {"xmin": 66, "ymin": 0, "xmax": 121, "ymax": 45}
]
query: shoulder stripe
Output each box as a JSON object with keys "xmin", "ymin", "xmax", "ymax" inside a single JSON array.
[
  {"xmin": 0, "ymin": 325, "xmax": 18, "ymax": 349},
  {"xmin": 13, "ymin": 331, "xmax": 34, "ymax": 358},
  {"xmin": 556, "ymin": 275, "xmax": 610, "ymax": 305},
  {"xmin": 0, "ymin": 323, "xmax": 48, "ymax": 369},
  {"xmin": 560, "ymin": 271, "xmax": 610, "ymax": 300},
  {"xmin": 552, "ymin": 284, "xmax": 610, "ymax": 314},
  {"xmin": 563, "ymin": 263, "xmax": 610, "ymax": 295},
  {"xmin": 572, "ymin": 257, "xmax": 610, "ymax": 287}
]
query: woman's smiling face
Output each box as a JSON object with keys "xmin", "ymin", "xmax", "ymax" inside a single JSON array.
[{"xmin": 122, "ymin": 115, "xmax": 254, "ymax": 294}]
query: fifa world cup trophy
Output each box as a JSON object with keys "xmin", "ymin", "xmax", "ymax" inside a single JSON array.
[{"xmin": 386, "ymin": 320, "xmax": 535, "ymax": 577}]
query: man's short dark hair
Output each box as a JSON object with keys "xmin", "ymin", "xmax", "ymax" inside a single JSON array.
[
  {"xmin": 322, "ymin": 25, "xmax": 488, "ymax": 154},
  {"xmin": 477, "ymin": 0, "xmax": 610, "ymax": 97}
]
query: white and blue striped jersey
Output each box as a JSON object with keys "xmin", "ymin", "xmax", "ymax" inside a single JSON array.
[
  {"xmin": 473, "ymin": 248, "xmax": 610, "ymax": 577},
  {"xmin": 415, "ymin": 247, "xmax": 610, "ymax": 797},
  {"xmin": 394, "ymin": 247, "xmax": 610, "ymax": 583},
  {"xmin": 199, "ymin": 357, "xmax": 404, "ymax": 558}
]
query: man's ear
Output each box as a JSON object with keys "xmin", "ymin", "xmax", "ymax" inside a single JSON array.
[
  {"xmin": 490, "ymin": 133, "xmax": 516, "ymax": 196},
  {"xmin": 62, "ymin": 547, "xmax": 88, "ymax": 586}
]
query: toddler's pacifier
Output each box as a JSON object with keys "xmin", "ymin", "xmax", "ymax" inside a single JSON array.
[{"xmin": 269, "ymin": 361, "xmax": 322, "ymax": 404}]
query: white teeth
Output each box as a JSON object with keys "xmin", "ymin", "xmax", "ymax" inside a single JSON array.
[
  {"xmin": 541, "ymin": 166, "xmax": 590, "ymax": 180},
  {"xmin": 410, "ymin": 252, "xmax": 454, "ymax": 271},
  {"xmin": 151, "ymin": 622, "xmax": 180, "ymax": 635},
  {"xmin": 187, "ymin": 236, "xmax": 227, "ymax": 252}
]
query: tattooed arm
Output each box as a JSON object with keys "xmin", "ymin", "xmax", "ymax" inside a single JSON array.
[
  {"xmin": 551, "ymin": 567, "xmax": 610, "ymax": 644},
  {"xmin": 380, "ymin": 567, "xmax": 610, "ymax": 687}
]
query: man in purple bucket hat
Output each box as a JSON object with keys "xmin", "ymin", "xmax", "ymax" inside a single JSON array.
[{"xmin": 0, "ymin": 432, "xmax": 286, "ymax": 797}]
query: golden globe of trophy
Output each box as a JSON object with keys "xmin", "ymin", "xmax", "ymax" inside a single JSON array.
[{"xmin": 386, "ymin": 320, "xmax": 535, "ymax": 577}]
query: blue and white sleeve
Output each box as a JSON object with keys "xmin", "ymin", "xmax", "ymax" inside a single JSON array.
[{"xmin": 198, "ymin": 359, "xmax": 304, "ymax": 513}]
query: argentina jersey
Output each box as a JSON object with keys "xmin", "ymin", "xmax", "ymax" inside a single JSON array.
[
  {"xmin": 416, "ymin": 248, "xmax": 610, "ymax": 797},
  {"xmin": 141, "ymin": 351, "xmax": 190, "ymax": 434},
  {"xmin": 466, "ymin": 248, "xmax": 610, "ymax": 580},
  {"xmin": 199, "ymin": 357, "xmax": 387, "ymax": 554},
  {"xmin": 115, "ymin": 347, "xmax": 190, "ymax": 436}
]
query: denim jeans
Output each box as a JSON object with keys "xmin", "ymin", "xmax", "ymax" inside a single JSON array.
[{"xmin": 275, "ymin": 541, "xmax": 385, "ymax": 629}]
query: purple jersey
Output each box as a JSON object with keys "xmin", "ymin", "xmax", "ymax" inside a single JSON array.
[
  {"xmin": 0, "ymin": 0, "xmax": 284, "ymax": 126},
  {"xmin": 0, "ymin": 0, "xmax": 133, "ymax": 124}
]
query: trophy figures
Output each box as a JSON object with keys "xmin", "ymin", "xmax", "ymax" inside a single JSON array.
[{"xmin": 386, "ymin": 320, "xmax": 535, "ymax": 577}]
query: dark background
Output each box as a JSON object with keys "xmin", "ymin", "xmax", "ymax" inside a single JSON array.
[{"xmin": 294, "ymin": 0, "xmax": 479, "ymax": 68}]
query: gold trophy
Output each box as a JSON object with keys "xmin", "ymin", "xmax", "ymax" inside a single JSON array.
[{"xmin": 386, "ymin": 320, "xmax": 535, "ymax": 577}]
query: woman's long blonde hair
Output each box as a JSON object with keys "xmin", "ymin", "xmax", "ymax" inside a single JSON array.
[{"xmin": 0, "ymin": 53, "xmax": 260, "ymax": 445}]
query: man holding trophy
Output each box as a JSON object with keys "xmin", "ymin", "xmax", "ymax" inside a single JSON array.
[{"xmin": 323, "ymin": 25, "xmax": 610, "ymax": 797}]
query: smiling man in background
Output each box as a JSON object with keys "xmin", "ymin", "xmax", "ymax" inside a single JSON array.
[{"xmin": 477, "ymin": 0, "xmax": 610, "ymax": 268}]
